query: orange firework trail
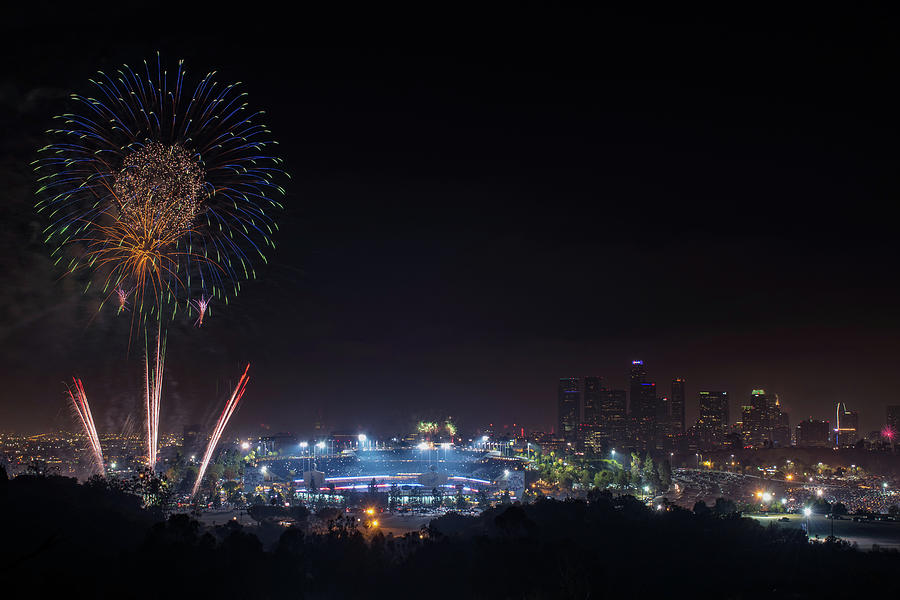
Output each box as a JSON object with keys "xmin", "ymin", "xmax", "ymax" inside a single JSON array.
[
  {"xmin": 67, "ymin": 378, "xmax": 104, "ymax": 475},
  {"xmin": 192, "ymin": 363, "xmax": 250, "ymax": 498},
  {"xmin": 144, "ymin": 325, "xmax": 165, "ymax": 468}
]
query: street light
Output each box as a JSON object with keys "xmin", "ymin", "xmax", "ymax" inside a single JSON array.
[
  {"xmin": 299, "ymin": 441, "xmax": 309, "ymax": 470},
  {"xmin": 241, "ymin": 441, "xmax": 250, "ymax": 450}
]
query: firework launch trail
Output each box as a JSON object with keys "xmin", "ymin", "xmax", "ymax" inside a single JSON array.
[
  {"xmin": 144, "ymin": 326, "xmax": 165, "ymax": 467},
  {"xmin": 67, "ymin": 378, "xmax": 104, "ymax": 475},
  {"xmin": 192, "ymin": 363, "xmax": 250, "ymax": 498}
]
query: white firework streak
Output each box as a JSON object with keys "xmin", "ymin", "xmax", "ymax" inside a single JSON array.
[
  {"xmin": 192, "ymin": 363, "xmax": 251, "ymax": 498},
  {"xmin": 145, "ymin": 326, "xmax": 165, "ymax": 468},
  {"xmin": 68, "ymin": 378, "xmax": 104, "ymax": 475}
]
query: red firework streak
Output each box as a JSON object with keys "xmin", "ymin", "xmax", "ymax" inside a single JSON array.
[
  {"xmin": 67, "ymin": 378, "xmax": 104, "ymax": 475},
  {"xmin": 192, "ymin": 363, "xmax": 251, "ymax": 497}
]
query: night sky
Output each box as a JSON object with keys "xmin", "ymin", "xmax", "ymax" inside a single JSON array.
[{"xmin": 1, "ymin": 8, "xmax": 898, "ymax": 436}]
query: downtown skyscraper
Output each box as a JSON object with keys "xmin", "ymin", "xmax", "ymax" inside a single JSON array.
[
  {"xmin": 557, "ymin": 375, "xmax": 627, "ymax": 450},
  {"xmin": 628, "ymin": 360, "xmax": 656, "ymax": 449},
  {"xmin": 833, "ymin": 402, "xmax": 859, "ymax": 446},
  {"xmin": 697, "ymin": 390, "xmax": 729, "ymax": 446},
  {"xmin": 670, "ymin": 378, "xmax": 686, "ymax": 437},
  {"xmin": 740, "ymin": 389, "xmax": 789, "ymax": 448},
  {"xmin": 557, "ymin": 377, "xmax": 581, "ymax": 443}
]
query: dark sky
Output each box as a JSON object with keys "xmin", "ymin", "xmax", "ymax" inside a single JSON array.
[{"xmin": 1, "ymin": 8, "xmax": 899, "ymax": 436}]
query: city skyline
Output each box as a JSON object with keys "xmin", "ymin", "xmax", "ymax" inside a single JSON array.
[{"xmin": 557, "ymin": 358, "xmax": 898, "ymax": 447}]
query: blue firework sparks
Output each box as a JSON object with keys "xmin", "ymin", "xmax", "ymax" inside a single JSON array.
[{"xmin": 33, "ymin": 53, "xmax": 287, "ymax": 323}]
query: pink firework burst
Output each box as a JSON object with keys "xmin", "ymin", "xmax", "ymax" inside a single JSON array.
[
  {"xmin": 883, "ymin": 425, "xmax": 897, "ymax": 441},
  {"xmin": 191, "ymin": 295, "xmax": 211, "ymax": 327},
  {"xmin": 115, "ymin": 286, "xmax": 131, "ymax": 314}
]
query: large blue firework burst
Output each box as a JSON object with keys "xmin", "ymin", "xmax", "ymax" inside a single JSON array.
[{"xmin": 33, "ymin": 53, "xmax": 287, "ymax": 323}]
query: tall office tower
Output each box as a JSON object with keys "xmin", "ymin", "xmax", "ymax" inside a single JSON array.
[
  {"xmin": 628, "ymin": 360, "xmax": 647, "ymax": 413},
  {"xmin": 628, "ymin": 360, "xmax": 657, "ymax": 448},
  {"xmin": 558, "ymin": 377, "xmax": 582, "ymax": 443},
  {"xmin": 653, "ymin": 395, "xmax": 670, "ymax": 447},
  {"xmin": 634, "ymin": 382, "xmax": 657, "ymax": 448},
  {"xmin": 745, "ymin": 389, "xmax": 778, "ymax": 447},
  {"xmin": 887, "ymin": 405, "xmax": 900, "ymax": 434},
  {"xmin": 670, "ymin": 378, "xmax": 686, "ymax": 436},
  {"xmin": 582, "ymin": 376, "xmax": 605, "ymax": 425},
  {"xmin": 599, "ymin": 389, "xmax": 628, "ymax": 446},
  {"xmin": 739, "ymin": 402, "xmax": 754, "ymax": 446},
  {"xmin": 796, "ymin": 418, "xmax": 831, "ymax": 447},
  {"xmin": 697, "ymin": 391, "xmax": 729, "ymax": 446},
  {"xmin": 772, "ymin": 401, "xmax": 791, "ymax": 447},
  {"xmin": 833, "ymin": 403, "xmax": 859, "ymax": 446}
]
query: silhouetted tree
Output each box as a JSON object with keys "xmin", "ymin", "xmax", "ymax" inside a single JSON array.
[
  {"xmin": 455, "ymin": 486, "xmax": 466, "ymax": 510},
  {"xmin": 658, "ymin": 459, "xmax": 672, "ymax": 489},
  {"xmin": 388, "ymin": 483, "xmax": 400, "ymax": 511},
  {"xmin": 642, "ymin": 453, "xmax": 658, "ymax": 490},
  {"xmin": 630, "ymin": 453, "xmax": 643, "ymax": 488},
  {"xmin": 713, "ymin": 498, "xmax": 738, "ymax": 517}
]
